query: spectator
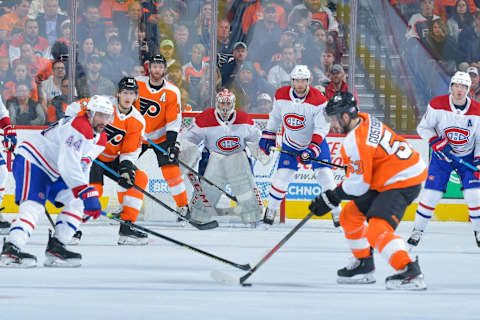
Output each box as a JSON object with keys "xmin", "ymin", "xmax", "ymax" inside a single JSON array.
[
  {"xmin": 425, "ymin": 18, "xmax": 459, "ymax": 73},
  {"xmin": 447, "ymin": 0, "xmax": 475, "ymax": 42},
  {"xmin": 4, "ymin": 61, "xmax": 38, "ymax": 101},
  {"xmin": 193, "ymin": 2, "xmax": 213, "ymax": 51},
  {"xmin": 78, "ymin": 37, "xmax": 97, "ymax": 67},
  {"xmin": 56, "ymin": 19, "xmax": 71, "ymax": 46},
  {"xmin": 131, "ymin": 64, "xmax": 146, "ymax": 77},
  {"xmin": 77, "ymin": 4, "xmax": 106, "ymax": 45},
  {"xmin": 216, "ymin": 19, "xmax": 234, "ymax": 68},
  {"xmin": 129, "ymin": 23, "xmax": 156, "ymax": 65},
  {"xmin": 101, "ymin": 35, "xmax": 134, "ymax": 84},
  {"xmin": 458, "ymin": 11, "xmax": 480, "ymax": 64},
  {"xmin": 468, "ymin": 66, "xmax": 480, "ymax": 96},
  {"xmin": 0, "ymin": 56, "xmax": 9, "ymax": 101},
  {"xmin": 434, "ymin": 0, "xmax": 477, "ymax": 21},
  {"xmin": 256, "ymin": 28, "xmax": 297, "ymax": 73},
  {"xmin": 406, "ymin": 0, "xmax": 439, "ymax": 42},
  {"xmin": 39, "ymin": 59, "xmax": 67, "ymax": 113},
  {"xmin": 157, "ymin": 6, "xmax": 178, "ymax": 42},
  {"xmin": 242, "ymin": 0, "xmax": 287, "ymax": 37},
  {"xmin": 250, "ymin": 92, "xmax": 273, "ymax": 114},
  {"xmin": 173, "ymin": 24, "xmax": 193, "ymax": 65},
  {"xmin": 313, "ymin": 47, "xmax": 335, "ymax": 86},
  {"xmin": 287, "ymin": 6, "xmax": 313, "ymax": 50},
  {"xmin": 167, "ymin": 62, "xmax": 190, "ymax": 111},
  {"xmin": 9, "ymin": 19, "xmax": 50, "ymax": 64},
  {"xmin": 303, "ymin": 27, "xmax": 328, "ymax": 72},
  {"xmin": 290, "ymin": 0, "xmax": 339, "ymax": 34},
  {"xmin": 99, "ymin": 0, "xmax": 135, "ymax": 20},
  {"xmin": 267, "ymin": 46, "xmax": 297, "ymax": 89},
  {"xmin": 114, "ymin": 1, "xmax": 157, "ymax": 50},
  {"xmin": 324, "ymin": 63, "xmax": 350, "ymax": 100},
  {"xmin": 0, "ymin": 0, "xmax": 31, "ymax": 37},
  {"xmin": 7, "ymin": 82, "xmax": 45, "ymax": 125},
  {"xmin": 159, "ymin": 39, "xmax": 178, "ymax": 68},
  {"xmin": 14, "ymin": 42, "xmax": 51, "ymax": 82},
  {"xmin": 36, "ymin": 0, "xmax": 68, "ymax": 45},
  {"xmin": 182, "ymin": 43, "xmax": 208, "ymax": 108},
  {"xmin": 46, "ymin": 76, "xmax": 71, "ymax": 124},
  {"xmin": 77, "ymin": 53, "xmax": 115, "ymax": 98},
  {"xmin": 221, "ymin": 41, "xmax": 249, "ymax": 87}
]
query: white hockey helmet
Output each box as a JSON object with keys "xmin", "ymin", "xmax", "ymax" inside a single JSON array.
[
  {"xmin": 290, "ymin": 65, "xmax": 311, "ymax": 81},
  {"xmin": 215, "ymin": 89, "xmax": 236, "ymax": 121},
  {"xmin": 450, "ymin": 71, "xmax": 471, "ymax": 93},
  {"xmin": 86, "ymin": 95, "xmax": 115, "ymax": 118}
]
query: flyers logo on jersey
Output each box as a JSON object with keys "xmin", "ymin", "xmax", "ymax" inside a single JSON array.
[
  {"xmin": 217, "ymin": 136, "xmax": 240, "ymax": 152},
  {"xmin": 105, "ymin": 124, "xmax": 126, "ymax": 146},
  {"xmin": 283, "ymin": 114, "xmax": 306, "ymax": 130},
  {"xmin": 139, "ymin": 97, "xmax": 161, "ymax": 117},
  {"xmin": 444, "ymin": 127, "xmax": 470, "ymax": 145}
]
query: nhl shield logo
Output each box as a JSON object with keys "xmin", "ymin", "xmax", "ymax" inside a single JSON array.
[
  {"xmin": 216, "ymin": 136, "xmax": 240, "ymax": 152},
  {"xmin": 283, "ymin": 113, "xmax": 306, "ymax": 130}
]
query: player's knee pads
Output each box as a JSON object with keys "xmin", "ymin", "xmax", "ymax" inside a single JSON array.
[
  {"xmin": 271, "ymin": 168, "xmax": 295, "ymax": 192},
  {"xmin": 16, "ymin": 200, "xmax": 44, "ymax": 228},
  {"xmin": 419, "ymin": 188, "xmax": 443, "ymax": 208},
  {"xmin": 365, "ymin": 217, "xmax": 395, "ymax": 251},
  {"xmin": 314, "ymin": 167, "xmax": 336, "ymax": 191},
  {"xmin": 0, "ymin": 164, "xmax": 8, "ymax": 187},
  {"xmin": 161, "ymin": 164, "xmax": 183, "ymax": 186},
  {"xmin": 134, "ymin": 169, "xmax": 148, "ymax": 189},
  {"xmin": 463, "ymin": 188, "xmax": 480, "ymax": 207},
  {"xmin": 339, "ymin": 201, "xmax": 366, "ymax": 232}
]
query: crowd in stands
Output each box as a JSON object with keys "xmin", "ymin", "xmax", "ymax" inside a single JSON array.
[{"xmin": 0, "ymin": 0, "xmax": 386, "ymax": 126}]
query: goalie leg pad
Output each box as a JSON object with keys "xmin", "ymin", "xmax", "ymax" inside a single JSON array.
[{"xmin": 178, "ymin": 139, "xmax": 201, "ymax": 168}]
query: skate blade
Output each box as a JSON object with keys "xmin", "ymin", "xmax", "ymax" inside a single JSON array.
[
  {"xmin": 385, "ymin": 277, "xmax": 427, "ymax": 291},
  {"xmin": 210, "ymin": 270, "xmax": 240, "ymax": 286},
  {"xmin": 44, "ymin": 254, "xmax": 81, "ymax": 268},
  {"xmin": 0, "ymin": 255, "xmax": 37, "ymax": 268},
  {"xmin": 337, "ymin": 273, "xmax": 376, "ymax": 284},
  {"xmin": 117, "ymin": 236, "xmax": 149, "ymax": 246}
]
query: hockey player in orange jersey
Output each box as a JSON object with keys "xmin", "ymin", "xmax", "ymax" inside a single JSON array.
[
  {"xmin": 309, "ymin": 92, "xmax": 428, "ymax": 290},
  {"xmin": 135, "ymin": 54, "xmax": 190, "ymax": 218}
]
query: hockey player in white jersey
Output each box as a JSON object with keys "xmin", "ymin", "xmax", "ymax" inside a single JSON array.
[
  {"xmin": 179, "ymin": 89, "xmax": 263, "ymax": 225},
  {"xmin": 0, "ymin": 95, "xmax": 114, "ymax": 268},
  {"xmin": 408, "ymin": 71, "xmax": 480, "ymax": 248},
  {"xmin": 0, "ymin": 96, "xmax": 16, "ymax": 234},
  {"xmin": 259, "ymin": 65, "xmax": 341, "ymax": 225}
]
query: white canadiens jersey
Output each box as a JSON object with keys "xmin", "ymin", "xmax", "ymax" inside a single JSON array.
[
  {"xmin": 181, "ymin": 108, "xmax": 261, "ymax": 155},
  {"xmin": 15, "ymin": 115, "xmax": 107, "ymax": 189},
  {"xmin": 417, "ymin": 94, "xmax": 480, "ymax": 158},
  {"xmin": 266, "ymin": 86, "xmax": 330, "ymax": 150}
]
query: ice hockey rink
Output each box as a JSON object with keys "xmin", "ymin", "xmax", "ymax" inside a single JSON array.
[{"xmin": 0, "ymin": 214, "xmax": 478, "ymax": 320}]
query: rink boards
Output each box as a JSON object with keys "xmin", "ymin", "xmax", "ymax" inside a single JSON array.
[{"xmin": 2, "ymin": 128, "xmax": 471, "ymax": 222}]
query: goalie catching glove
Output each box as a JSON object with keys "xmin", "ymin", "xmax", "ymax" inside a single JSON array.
[
  {"xmin": 309, "ymin": 189, "xmax": 340, "ymax": 216},
  {"xmin": 118, "ymin": 160, "xmax": 136, "ymax": 189}
]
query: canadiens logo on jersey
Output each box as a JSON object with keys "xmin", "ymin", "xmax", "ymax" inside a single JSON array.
[
  {"xmin": 104, "ymin": 124, "xmax": 126, "ymax": 146},
  {"xmin": 283, "ymin": 113, "xmax": 306, "ymax": 130},
  {"xmin": 216, "ymin": 136, "xmax": 240, "ymax": 152},
  {"xmin": 444, "ymin": 127, "xmax": 470, "ymax": 145},
  {"xmin": 139, "ymin": 97, "xmax": 162, "ymax": 117}
]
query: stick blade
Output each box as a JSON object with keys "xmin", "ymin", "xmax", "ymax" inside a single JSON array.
[
  {"xmin": 190, "ymin": 219, "xmax": 219, "ymax": 230},
  {"xmin": 210, "ymin": 270, "xmax": 241, "ymax": 286}
]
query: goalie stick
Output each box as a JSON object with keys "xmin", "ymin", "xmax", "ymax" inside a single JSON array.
[
  {"xmin": 94, "ymin": 160, "xmax": 219, "ymax": 231},
  {"xmin": 101, "ymin": 211, "xmax": 251, "ymax": 271},
  {"xmin": 145, "ymin": 138, "xmax": 239, "ymax": 203},
  {"xmin": 270, "ymin": 147, "xmax": 347, "ymax": 172},
  {"xmin": 211, "ymin": 212, "xmax": 314, "ymax": 286}
]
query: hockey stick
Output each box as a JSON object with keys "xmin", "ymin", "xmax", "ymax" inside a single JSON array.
[
  {"xmin": 449, "ymin": 155, "xmax": 479, "ymax": 172},
  {"xmin": 93, "ymin": 160, "xmax": 219, "ymax": 231},
  {"xmin": 211, "ymin": 212, "xmax": 315, "ymax": 286},
  {"xmin": 270, "ymin": 147, "xmax": 347, "ymax": 171},
  {"xmin": 145, "ymin": 138, "xmax": 239, "ymax": 203},
  {"xmin": 101, "ymin": 211, "xmax": 251, "ymax": 271}
]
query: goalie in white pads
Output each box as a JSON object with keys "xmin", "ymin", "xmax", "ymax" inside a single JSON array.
[
  {"xmin": 258, "ymin": 65, "xmax": 341, "ymax": 225},
  {"xmin": 179, "ymin": 89, "xmax": 263, "ymax": 225},
  {"xmin": 0, "ymin": 95, "xmax": 114, "ymax": 268}
]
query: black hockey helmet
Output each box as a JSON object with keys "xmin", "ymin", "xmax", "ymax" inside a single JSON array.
[
  {"xmin": 149, "ymin": 54, "xmax": 167, "ymax": 67},
  {"xmin": 118, "ymin": 76, "xmax": 138, "ymax": 94},
  {"xmin": 325, "ymin": 92, "xmax": 358, "ymax": 118}
]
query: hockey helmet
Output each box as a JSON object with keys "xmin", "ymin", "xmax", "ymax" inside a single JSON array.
[
  {"xmin": 290, "ymin": 65, "xmax": 311, "ymax": 81},
  {"xmin": 450, "ymin": 71, "xmax": 471, "ymax": 93},
  {"xmin": 118, "ymin": 76, "xmax": 138, "ymax": 94},
  {"xmin": 325, "ymin": 92, "xmax": 358, "ymax": 119},
  {"xmin": 86, "ymin": 95, "xmax": 115, "ymax": 119},
  {"xmin": 149, "ymin": 54, "xmax": 167, "ymax": 67},
  {"xmin": 215, "ymin": 89, "xmax": 236, "ymax": 121}
]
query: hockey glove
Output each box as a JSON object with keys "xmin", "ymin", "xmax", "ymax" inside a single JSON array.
[
  {"xmin": 259, "ymin": 130, "xmax": 276, "ymax": 155},
  {"xmin": 118, "ymin": 160, "xmax": 136, "ymax": 189},
  {"xmin": 76, "ymin": 186, "xmax": 102, "ymax": 219},
  {"xmin": 2, "ymin": 125, "xmax": 17, "ymax": 152},
  {"xmin": 429, "ymin": 136, "xmax": 451, "ymax": 162},
  {"xmin": 309, "ymin": 190, "xmax": 340, "ymax": 216},
  {"xmin": 161, "ymin": 131, "xmax": 180, "ymax": 163},
  {"xmin": 298, "ymin": 143, "xmax": 321, "ymax": 164}
]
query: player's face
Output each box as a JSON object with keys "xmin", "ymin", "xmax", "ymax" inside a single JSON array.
[
  {"xmin": 118, "ymin": 90, "xmax": 137, "ymax": 110},
  {"xmin": 292, "ymin": 79, "xmax": 308, "ymax": 95},
  {"xmin": 149, "ymin": 63, "xmax": 166, "ymax": 81},
  {"xmin": 328, "ymin": 113, "xmax": 351, "ymax": 134},
  {"xmin": 451, "ymin": 83, "xmax": 468, "ymax": 101},
  {"xmin": 216, "ymin": 102, "xmax": 234, "ymax": 120},
  {"xmin": 90, "ymin": 111, "xmax": 113, "ymax": 133}
]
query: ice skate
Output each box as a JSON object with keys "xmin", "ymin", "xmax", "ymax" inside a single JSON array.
[
  {"xmin": 474, "ymin": 231, "xmax": 480, "ymax": 247},
  {"xmin": 118, "ymin": 223, "xmax": 148, "ymax": 245},
  {"xmin": 262, "ymin": 208, "xmax": 276, "ymax": 225},
  {"xmin": 407, "ymin": 228, "xmax": 423, "ymax": 248},
  {"xmin": 385, "ymin": 258, "xmax": 426, "ymax": 290},
  {"xmin": 176, "ymin": 205, "xmax": 191, "ymax": 224},
  {"xmin": 0, "ymin": 240, "xmax": 37, "ymax": 268},
  {"xmin": 68, "ymin": 230, "xmax": 82, "ymax": 245},
  {"xmin": 44, "ymin": 232, "xmax": 82, "ymax": 267},
  {"xmin": 337, "ymin": 252, "xmax": 376, "ymax": 284}
]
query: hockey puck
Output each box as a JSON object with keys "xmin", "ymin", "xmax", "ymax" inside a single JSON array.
[{"xmin": 241, "ymin": 283, "xmax": 252, "ymax": 287}]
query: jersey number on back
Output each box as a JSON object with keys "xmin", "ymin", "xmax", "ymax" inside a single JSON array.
[
  {"xmin": 139, "ymin": 97, "xmax": 162, "ymax": 117},
  {"xmin": 380, "ymin": 129, "xmax": 413, "ymax": 160}
]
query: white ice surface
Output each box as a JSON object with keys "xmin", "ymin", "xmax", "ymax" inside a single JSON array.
[{"xmin": 0, "ymin": 214, "xmax": 479, "ymax": 320}]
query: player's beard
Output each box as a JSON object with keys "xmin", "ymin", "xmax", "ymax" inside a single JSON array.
[
  {"xmin": 150, "ymin": 70, "xmax": 165, "ymax": 82},
  {"xmin": 93, "ymin": 124, "xmax": 106, "ymax": 133}
]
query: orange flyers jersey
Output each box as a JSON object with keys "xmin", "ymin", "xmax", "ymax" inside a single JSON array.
[
  {"xmin": 340, "ymin": 112, "xmax": 427, "ymax": 196},
  {"xmin": 134, "ymin": 76, "xmax": 182, "ymax": 144},
  {"xmin": 65, "ymin": 97, "xmax": 145, "ymax": 164}
]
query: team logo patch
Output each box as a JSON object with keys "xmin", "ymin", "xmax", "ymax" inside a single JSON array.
[
  {"xmin": 444, "ymin": 127, "xmax": 470, "ymax": 145},
  {"xmin": 283, "ymin": 113, "xmax": 306, "ymax": 130},
  {"xmin": 216, "ymin": 136, "xmax": 240, "ymax": 152},
  {"xmin": 105, "ymin": 125, "xmax": 126, "ymax": 146},
  {"xmin": 38, "ymin": 192, "xmax": 45, "ymax": 199},
  {"xmin": 139, "ymin": 97, "xmax": 161, "ymax": 117},
  {"xmin": 283, "ymin": 159, "xmax": 290, "ymax": 166}
]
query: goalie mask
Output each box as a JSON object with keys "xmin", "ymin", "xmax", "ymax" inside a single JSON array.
[{"xmin": 215, "ymin": 89, "xmax": 236, "ymax": 121}]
